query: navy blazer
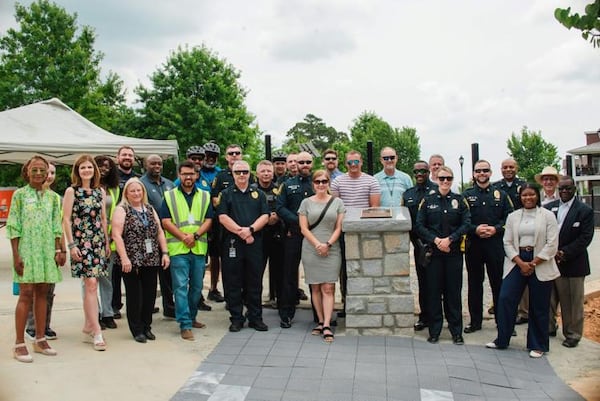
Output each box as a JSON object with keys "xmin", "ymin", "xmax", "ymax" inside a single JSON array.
[{"xmin": 545, "ymin": 198, "xmax": 594, "ymax": 277}]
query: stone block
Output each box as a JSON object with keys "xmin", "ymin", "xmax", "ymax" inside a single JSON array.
[
  {"xmin": 383, "ymin": 233, "xmax": 402, "ymax": 253},
  {"xmin": 362, "ymin": 327, "xmax": 393, "ymax": 336},
  {"xmin": 345, "ymin": 234, "xmax": 360, "ymax": 260},
  {"xmin": 391, "ymin": 277, "xmax": 411, "ymax": 294},
  {"xmin": 383, "ymin": 252, "xmax": 410, "ymax": 276},
  {"xmin": 346, "ymin": 314, "xmax": 382, "ymax": 327},
  {"xmin": 372, "ymin": 277, "xmax": 390, "ymax": 288},
  {"xmin": 367, "ymin": 302, "xmax": 386, "ymax": 314},
  {"xmin": 383, "ymin": 314, "xmax": 395, "ymax": 327},
  {"xmin": 393, "ymin": 327, "xmax": 415, "ymax": 336},
  {"xmin": 345, "ymin": 328, "xmax": 360, "ymax": 336},
  {"xmin": 346, "ymin": 297, "xmax": 366, "ymax": 313},
  {"xmin": 395, "ymin": 313, "xmax": 416, "ymax": 328},
  {"xmin": 346, "ymin": 260, "xmax": 362, "ymax": 277},
  {"xmin": 347, "ymin": 278, "xmax": 373, "ymax": 295},
  {"xmin": 362, "ymin": 238, "xmax": 383, "ymax": 259},
  {"xmin": 373, "ymin": 286, "xmax": 391, "ymax": 295},
  {"xmin": 389, "ymin": 295, "xmax": 415, "ymax": 313},
  {"xmin": 362, "ymin": 259, "xmax": 383, "ymax": 276}
]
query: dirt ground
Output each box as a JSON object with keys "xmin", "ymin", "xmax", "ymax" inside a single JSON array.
[{"xmin": 584, "ymin": 293, "xmax": 600, "ymax": 344}]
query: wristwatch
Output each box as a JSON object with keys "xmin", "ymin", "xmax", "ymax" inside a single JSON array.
[
  {"xmin": 193, "ymin": 232, "xmax": 201, "ymax": 241},
  {"xmin": 249, "ymin": 226, "xmax": 255, "ymax": 234}
]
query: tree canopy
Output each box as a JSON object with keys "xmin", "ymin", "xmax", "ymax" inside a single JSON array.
[
  {"xmin": 348, "ymin": 111, "xmax": 421, "ymax": 175},
  {"xmin": 134, "ymin": 45, "xmax": 262, "ymax": 164},
  {"xmin": 555, "ymin": 1, "xmax": 600, "ymax": 48},
  {"xmin": 282, "ymin": 113, "xmax": 349, "ymax": 156},
  {"xmin": 0, "ymin": 0, "xmax": 127, "ymax": 129},
  {"xmin": 506, "ymin": 126, "xmax": 560, "ymax": 182}
]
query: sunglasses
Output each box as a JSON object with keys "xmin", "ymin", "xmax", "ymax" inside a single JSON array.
[
  {"xmin": 438, "ymin": 176, "xmax": 454, "ymax": 182},
  {"xmin": 190, "ymin": 156, "xmax": 204, "ymax": 161},
  {"xmin": 413, "ymin": 168, "xmax": 428, "ymax": 175},
  {"xmin": 324, "ymin": 157, "xmax": 337, "ymax": 161},
  {"xmin": 297, "ymin": 160, "xmax": 312, "ymax": 165},
  {"xmin": 181, "ymin": 172, "xmax": 196, "ymax": 177},
  {"xmin": 558, "ymin": 185, "xmax": 575, "ymax": 191},
  {"xmin": 474, "ymin": 168, "xmax": 490, "ymax": 173},
  {"xmin": 347, "ymin": 160, "xmax": 360, "ymax": 166},
  {"xmin": 382, "ymin": 156, "xmax": 396, "ymax": 161},
  {"xmin": 227, "ymin": 151, "xmax": 241, "ymax": 156},
  {"xmin": 313, "ymin": 179, "xmax": 329, "ymax": 185},
  {"xmin": 233, "ymin": 170, "xmax": 250, "ymax": 175}
]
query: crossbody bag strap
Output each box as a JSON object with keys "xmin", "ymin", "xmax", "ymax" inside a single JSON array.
[{"xmin": 308, "ymin": 197, "xmax": 335, "ymax": 230}]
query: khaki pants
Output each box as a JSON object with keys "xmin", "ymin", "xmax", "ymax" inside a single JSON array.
[{"xmin": 549, "ymin": 276, "xmax": 585, "ymax": 341}]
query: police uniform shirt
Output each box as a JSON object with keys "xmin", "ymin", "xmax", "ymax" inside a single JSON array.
[
  {"xmin": 275, "ymin": 175, "xmax": 314, "ymax": 227},
  {"xmin": 216, "ymin": 185, "xmax": 269, "ymax": 232},
  {"xmin": 463, "ymin": 184, "xmax": 513, "ymax": 237},
  {"xmin": 140, "ymin": 173, "xmax": 175, "ymax": 211},
  {"xmin": 159, "ymin": 185, "xmax": 214, "ymax": 221},
  {"xmin": 401, "ymin": 179, "xmax": 438, "ymax": 229},
  {"xmin": 492, "ymin": 177, "xmax": 525, "ymax": 210},
  {"xmin": 257, "ymin": 182, "xmax": 279, "ymax": 213}
]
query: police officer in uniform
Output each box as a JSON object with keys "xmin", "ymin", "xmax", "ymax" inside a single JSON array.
[
  {"xmin": 256, "ymin": 160, "xmax": 285, "ymax": 308},
  {"xmin": 463, "ymin": 160, "xmax": 513, "ymax": 334},
  {"xmin": 217, "ymin": 160, "xmax": 269, "ymax": 332},
  {"xmin": 416, "ymin": 166, "xmax": 470, "ymax": 344},
  {"xmin": 276, "ymin": 151, "xmax": 314, "ymax": 328},
  {"xmin": 272, "ymin": 151, "xmax": 288, "ymax": 186},
  {"xmin": 401, "ymin": 160, "xmax": 438, "ymax": 331}
]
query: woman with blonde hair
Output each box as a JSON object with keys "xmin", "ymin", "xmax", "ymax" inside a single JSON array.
[
  {"xmin": 112, "ymin": 178, "xmax": 170, "ymax": 342},
  {"xmin": 63, "ymin": 154, "xmax": 109, "ymax": 351}
]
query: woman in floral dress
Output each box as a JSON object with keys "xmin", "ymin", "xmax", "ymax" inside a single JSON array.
[
  {"xmin": 7, "ymin": 156, "xmax": 63, "ymax": 362},
  {"xmin": 63, "ymin": 155, "xmax": 109, "ymax": 351}
]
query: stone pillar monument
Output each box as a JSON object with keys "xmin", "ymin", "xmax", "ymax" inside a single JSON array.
[{"xmin": 343, "ymin": 207, "xmax": 413, "ymax": 336}]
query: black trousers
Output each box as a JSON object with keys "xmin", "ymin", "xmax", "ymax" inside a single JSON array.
[
  {"xmin": 427, "ymin": 253, "xmax": 463, "ymax": 337},
  {"xmin": 278, "ymin": 232, "xmax": 302, "ymax": 321},
  {"xmin": 158, "ymin": 265, "xmax": 175, "ymax": 316},
  {"xmin": 263, "ymin": 229, "xmax": 284, "ymax": 301},
  {"xmin": 465, "ymin": 237, "xmax": 504, "ymax": 327},
  {"xmin": 112, "ymin": 262, "xmax": 124, "ymax": 312},
  {"xmin": 411, "ymin": 235, "xmax": 429, "ymax": 324},
  {"xmin": 221, "ymin": 236, "xmax": 264, "ymax": 324},
  {"xmin": 122, "ymin": 265, "xmax": 158, "ymax": 337}
]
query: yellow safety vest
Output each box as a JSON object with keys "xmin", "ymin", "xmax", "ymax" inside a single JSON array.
[
  {"xmin": 108, "ymin": 187, "xmax": 120, "ymax": 252},
  {"xmin": 164, "ymin": 188, "xmax": 210, "ymax": 256}
]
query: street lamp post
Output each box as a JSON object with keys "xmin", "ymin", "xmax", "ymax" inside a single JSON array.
[{"xmin": 459, "ymin": 155, "xmax": 464, "ymax": 192}]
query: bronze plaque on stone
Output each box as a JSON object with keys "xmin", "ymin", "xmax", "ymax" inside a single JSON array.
[{"xmin": 360, "ymin": 207, "xmax": 392, "ymax": 219}]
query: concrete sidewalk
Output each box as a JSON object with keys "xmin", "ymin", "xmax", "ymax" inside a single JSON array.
[{"xmin": 0, "ymin": 227, "xmax": 599, "ymax": 400}]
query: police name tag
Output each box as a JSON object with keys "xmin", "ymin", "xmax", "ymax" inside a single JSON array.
[{"xmin": 145, "ymin": 238, "xmax": 153, "ymax": 254}]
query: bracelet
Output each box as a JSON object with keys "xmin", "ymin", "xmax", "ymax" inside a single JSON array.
[
  {"xmin": 161, "ymin": 251, "xmax": 169, "ymax": 256},
  {"xmin": 68, "ymin": 242, "xmax": 76, "ymax": 250}
]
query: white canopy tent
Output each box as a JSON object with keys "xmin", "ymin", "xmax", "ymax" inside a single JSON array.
[{"xmin": 0, "ymin": 98, "xmax": 179, "ymax": 164}]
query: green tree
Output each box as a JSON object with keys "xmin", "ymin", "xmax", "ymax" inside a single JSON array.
[
  {"xmin": 134, "ymin": 45, "xmax": 261, "ymax": 164},
  {"xmin": 506, "ymin": 126, "xmax": 560, "ymax": 182},
  {"xmin": 348, "ymin": 111, "xmax": 421, "ymax": 174},
  {"xmin": 555, "ymin": 1, "xmax": 600, "ymax": 48},
  {"xmin": 0, "ymin": 0, "xmax": 128, "ymax": 125},
  {"xmin": 283, "ymin": 114, "xmax": 349, "ymax": 155}
]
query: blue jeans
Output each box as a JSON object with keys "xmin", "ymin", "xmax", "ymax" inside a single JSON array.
[{"xmin": 170, "ymin": 253, "xmax": 205, "ymax": 330}]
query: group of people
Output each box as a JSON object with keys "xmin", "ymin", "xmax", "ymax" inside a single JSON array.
[{"xmin": 7, "ymin": 143, "xmax": 593, "ymax": 362}]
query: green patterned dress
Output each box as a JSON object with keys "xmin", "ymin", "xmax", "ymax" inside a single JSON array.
[{"xmin": 6, "ymin": 185, "xmax": 63, "ymax": 284}]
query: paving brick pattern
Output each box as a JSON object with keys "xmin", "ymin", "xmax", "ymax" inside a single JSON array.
[{"xmin": 171, "ymin": 309, "xmax": 584, "ymax": 401}]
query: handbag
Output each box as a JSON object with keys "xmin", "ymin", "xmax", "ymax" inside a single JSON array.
[{"xmin": 308, "ymin": 197, "xmax": 335, "ymax": 230}]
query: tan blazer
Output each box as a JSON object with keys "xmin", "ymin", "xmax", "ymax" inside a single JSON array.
[{"xmin": 503, "ymin": 207, "xmax": 559, "ymax": 281}]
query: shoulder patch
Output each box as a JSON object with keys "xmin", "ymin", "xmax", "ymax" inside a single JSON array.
[
  {"xmin": 215, "ymin": 192, "xmax": 222, "ymax": 206},
  {"xmin": 273, "ymin": 186, "xmax": 280, "ymax": 196}
]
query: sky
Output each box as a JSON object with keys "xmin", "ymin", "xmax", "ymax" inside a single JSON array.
[{"xmin": 1, "ymin": 0, "xmax": 599, "ymax": 180}]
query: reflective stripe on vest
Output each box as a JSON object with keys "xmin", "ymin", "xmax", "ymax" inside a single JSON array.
[
  {"xmin": 164, "ymin": 188, "xmax": 209, "ymax": 256},
  {"xmin": 108, "ymin": 187, "xmax": 120, "ymax": 252}
]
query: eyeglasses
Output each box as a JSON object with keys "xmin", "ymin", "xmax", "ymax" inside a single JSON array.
[
  {"xmin": 30, "ymin": 168, "xmax": 47, "ymax": 174},
  {"xmin": 438, "ymin": 176, "xmax": 454, "ymax": 182},
  {"xmin": 324, "ymin": 157, "xmax": 337, "ymax": 161},
  {"xmin": 313, "ymin": 179, "xmax": 329, "ymax": 185},
  {"xmin": 297, "ymin": 160, "xmax": 312, "ymax": 165},
  {"xmin": 413, "ymin": 168, "xmax": 428, "ymax": 175},
  {"xmin": 233, "ymin": 170, "xmax": 250, "ymax": 175},
  {"xmin": 558, "ymin": 185, "xmax": 575, "ymax": 191},
  {"xmin": 542, "ymin": 176, "xmax": 557, "ymax": 181},
  {"xmin": 382, "ymin": 156, "xmax": 396, "ymax": 161},
  {"xmin": 474, "ymin": 168, "xmax": 490, "ymax": 173},
  {"xmin": 347, "ymin": 160, "xmax": 360, "ymax": 166},
  {"xmin": 227, "ymin": 151, "xmax": 241, "ymax": 156}
]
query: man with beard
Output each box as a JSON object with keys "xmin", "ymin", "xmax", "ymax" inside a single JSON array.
[
  {"xmin": 322, "ymin": 149, "xmax": 343, "ymax": 181},
  {"xmin": 401, "ymin": 160, "xmax": 438, "ymax": 331},
  {"xmin": 276, "ymin": 151, "xmax": 314, "ymax": 328},
  {"xmin": 256, "ymin": 160, "xmax": 285, "ymax": 308},
  {"xmin": 160, "ymin": 161, "xmax": 213, "ymax": 341},
  {"xmin": 272, "ymin": 151, "xmax": 288, "ymax": 185},
  {"xmin": 545, "ymin": 175, "xmax": 594, "ymax": 347},
  {"xmin": 217, "ymin": 160, "xmax": 269, "ymax": 332},
  {"xmin": 140, "ymin": 155, "xmax": 176, "ymax": 318},
  {"xmin": 463, "ymin": 160, "xmax": 513, "ymax": 334},
  {"xmin": 113, "ymin": 146, "xmax": 141, "ymax": 318}
]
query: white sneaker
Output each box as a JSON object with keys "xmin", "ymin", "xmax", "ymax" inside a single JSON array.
[
  {"xmin": 529, "ymin": 350, "xmax": 544, "ymax": 358},
  {"xmin": 485, "ymin": 342, "xmax": 497, "ymax": 349}
]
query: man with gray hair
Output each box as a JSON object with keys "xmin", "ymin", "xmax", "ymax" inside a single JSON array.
[{"xmin": 374, "ymin": 147, "xmax": 413, "ymax": 207}]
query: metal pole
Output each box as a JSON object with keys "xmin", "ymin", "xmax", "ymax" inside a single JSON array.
[
  {"xmin": 265, "ymin": 135, "xmax": 272, "ymax": 161},
  {"xmin": 366, "ymin": 141, "xmax": 374, "ymax": 175},
  {"xmin": 459, "ymin": 155, "xmax": 464, "ymax": 192}
]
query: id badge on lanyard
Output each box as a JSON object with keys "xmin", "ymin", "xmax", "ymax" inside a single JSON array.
[{"xmin": 144, "ymin": 238, "xmax": 153, "ymax": 254}]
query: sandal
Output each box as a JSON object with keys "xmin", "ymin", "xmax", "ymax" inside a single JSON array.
[
  {"xmin": 322, "ymin": 326, "xmax": 334, "ymax": 343},
  {"xmin": 311, "ymin": 322, "xmax": 324, "ymax": 336},
  {"xmin": 33, "ymin": 337, "xmax": 57, "ymax": 356},
  {"xmin": 93, "ymin": 333, "xmax": 107, "ymax": 351},
  {"xmin": 13, "ymin": 343, "xmax": 33, "ymax": 363}
]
